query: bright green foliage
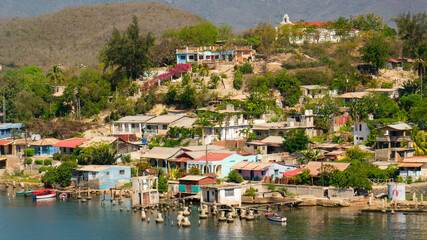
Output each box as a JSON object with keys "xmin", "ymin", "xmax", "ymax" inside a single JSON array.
[
  {"xmin": 182, "ymin": 74, "xmax": 191, "ymax": 86},
  {"xmin": 243, "ymin": 187, "xmax": 257, "ymax": 197},
  {"xmin": 189, "ymin": 166, "xmax": 201, "ymax": 175},
  {"xmin": 25, "ymin": 158, "xmax": 33, "ymax": 164},
  {"xmin": 209, "ymin": 74, "xmax": 220, "ymax": 89},
  {"xmin": 101, "ymin": 16, "xmax": 155, "ymax": 80},
  {"xmin": 239, "ymin": 62, "xmax": 253, "ymax": 74},
  {"xmin": 227, "ymin": 169, "xmax": 244, "ymax": 183},
  {"xmin": 167, "ymin": 127, "xmax": 200, "ymax": 138},
  {"xmin": 217, "ymin": 24, "xmax": 234, "ymax": 40},
  {"xmin": 179, "ymin": 85, "xmax": 197, "ymax": 109},
  {"xmin": 43, "ymin": 159, "xmax": 52, "ymax": 165},
  {"xmin": 267, "ymin": 184, "xmax": 276, "ymax": 191},
  {"xmin": 409, "ymin": 98, "xmax": 427, "ymax": 124},
  {"xmin": 157, "ymin": 169, "xmax": 169, "ymax": 192},
  {"xmin": 42, "ymin": 161, "xmax": 77, "ymax": 187},
  {"xmin": 274, "ymin": 72, "xmax": 302, "ymax": 107},
  {"xmin": 400, "ymin": 94, "xmax": 422, "ymax": 112},
  {"xmin": 295, "ymin": 169, "xmax": 312, "ymax": 185},
  {"xmin": 412, "ymin": 127, "xmax": 427, "ymax": 156},
  {"xmin": 344, "ymin": 146, "xmax": 369, "ymax": 161},
  {"xmin": 35, "ymin": 160, "xmax": 43, "ymax": 165},
  {"xmin": 361, "ymin": 33, "xmax": 390, "ymax": 70},
  {"xmin": 76, "ymin": 144, "xmax": 117, "ymax": 165},
  {"xmin": 24, "ymin": 148, "xmax": 35, "ymax": 157},
  {"xmin": 131, "ymin": 168, "xmax": 137, "ymax": 177},
  {"xmin": 176, "ymin": 21, "xmax": 218, "ymax": 46},
  {"xmin": 282, "ymin": 129, "xmax": 309, "ymax": 153},
  {"xmin": 121, "ymin": 154, "xmax": 131, "ymax": 163},
  {"xmin": 233, "ymin": 70, "xmax": 243, "ymax": 90}
]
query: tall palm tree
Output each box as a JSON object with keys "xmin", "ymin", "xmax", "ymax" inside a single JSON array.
[
  {"xmin": 413, "ymin": 54, "xmax": 427, "ymax": 99},
  {"xmin": 46, "ymin": 65, "xmax": 64, "ymax": 85}
]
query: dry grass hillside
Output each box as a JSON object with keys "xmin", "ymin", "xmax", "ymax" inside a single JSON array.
[{"xmin": 0, "ymin": 2, "xmax": 204, "ymax": 69}]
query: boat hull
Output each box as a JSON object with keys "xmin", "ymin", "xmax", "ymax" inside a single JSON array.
[
  {"xmin": 268, "ymin": 215, "xmax": 287, "ymax": 222},
  {"xmin": 34, "ymin": 192, "xmax": 57, "ymax": 199}
]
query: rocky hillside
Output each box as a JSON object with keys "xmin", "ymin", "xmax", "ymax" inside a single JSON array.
[
  {"xmin": 1, "ymin": 0, "xmax": 426, "ymax": 29},
  {"xmin": 0, "ymin": 2, "xmax": 204, "ymax": 68}
]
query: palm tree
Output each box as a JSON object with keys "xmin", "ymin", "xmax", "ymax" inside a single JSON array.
[
  {"xmin": 194, "ymin": 112, "xmax": 213, "ymax": 144},
  {"xmin": 411, "ymin": 126, "xmax": 427, "ymax": 156},
  {"xmin": 413, "ymin": 54, "xmax": 427, "ymax": 99}
]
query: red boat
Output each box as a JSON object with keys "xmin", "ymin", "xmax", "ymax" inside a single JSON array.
[{"xmin": 33, "ymin": 189, "xmax": 57, "ymax": 200}]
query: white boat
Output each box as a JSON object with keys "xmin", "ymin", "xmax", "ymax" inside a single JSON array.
[
  {"xmin": 268, "ymin": 214, "xmax": 287, "ymax": 222},
  {"xmin": 33, "ymin": 189, "xmax": 57, "ymax": 200}
]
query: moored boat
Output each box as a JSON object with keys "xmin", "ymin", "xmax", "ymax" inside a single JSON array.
[
  {"xmin": 33, "ymin": 189, "xmax": 57, "ymax": 200},
  {"xmin": 16, "ymin": 190, "xmax": 35, "ymax": 196},
  {"xmin": 267, "ymin": 214, "xmax": 287, "ymax": 222}
]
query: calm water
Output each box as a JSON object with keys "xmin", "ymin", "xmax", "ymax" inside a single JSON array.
[{"xmin": 1, "ymin": 186, "xmax": 426, "ymax": 240}]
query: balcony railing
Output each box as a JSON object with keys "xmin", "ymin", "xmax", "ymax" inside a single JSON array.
[{"xmin": 376, "ymin": 136, "xmax": 411, "ymax": 142}]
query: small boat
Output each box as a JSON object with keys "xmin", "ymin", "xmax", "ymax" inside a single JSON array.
[
  {"xmin": 16, "ymin": 190, "xmax": 35, "ymax": 196},
  {"xmin": 33, "ymin": 189, "xmax": 57, "ymax": 200},
  {"xmin": 268, "ymin": 214, "xmax": 287, "ymax": 222},
  {"xmin": 59, "ymin": 193, "xmax": 68, "ymax": 201}
]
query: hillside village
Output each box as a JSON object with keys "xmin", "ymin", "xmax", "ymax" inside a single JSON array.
[{"xmin": 1, "ymin": 7, "xmax": 427, "ymax": 208}]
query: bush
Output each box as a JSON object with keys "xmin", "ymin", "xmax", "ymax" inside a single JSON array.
[
  {"xmin": 395, "ymin": 176, "xmax": 404, "ymax": 183},
  {"xmin": 53, "ymin": 153, "xmax": 62, "ymax": 160},
  {"xmin": 121, "ymin": 154, "xmax": 131, "ymax": 163},
  {"xmin": 239, "ymin": 62, "xmax": 253, "ymax": 74},
  {"xmin": 407, "ymin": 176, "xmax": 413, "ymax": 184},
  {"xmin": 227, "ymin": 169, "xmax": 244, "ymax": 183},
  {"xmin": 243, "ymin": 187, "xmax": 257, "ymax": 197},
  {"xmin": 189, "ymin": 166, "xmax": 201, "ymax": 175},
  {"xmin": 24, "ymin": 148, "xmax": 35, "ymax": 157},
  {"xmin": 62, "ymin": 155, "xmax": 72, "ymax": 161},
  {"xmin": 25, "ymin": 158, "xmax": 33, "ymax": 165},
  {"xmin": 131, "ymin": 168, "xmax": 137, "ymax": 177},
  {"xmin": 267, "ymin": 183, "xmax": 276, "ymax": 191},
  {"xmin": 44, "ymin": 159, "xmax": 52, "ymax": 165},
  {"xmin": 35, "ymin": 160, "xmax": 43, "ymax": 165},
  {"xmin": 221, "ymin": 73, "xmax": 227, "ymax": 79},
  {"xmin": 39, "ymin": 166, "xmax": 52, "ymax": 173},
  {"xmin": 233, "ymin": 70, "xmax": 243, "ymax": 90}
]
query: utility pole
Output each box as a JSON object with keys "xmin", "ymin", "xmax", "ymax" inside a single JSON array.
[
  {"xmin": 205, "ymin": 144, "xmax": 208, "ymax": 174},
  {"xmin": 2, "ymin": 91, "xmax": 5, "ymax": 123}
]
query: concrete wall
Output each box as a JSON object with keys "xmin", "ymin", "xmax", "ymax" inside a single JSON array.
[
  {"xmin": 99, "ymin": 166, "xmax": 132, "ymax": 190},
  {"xmin": 328, "ymin": 187, "xmax": 354, "ymax": 199},
  {"xmin": 354, "ymin": 122, "xmax": 370, "ymax": 145}
]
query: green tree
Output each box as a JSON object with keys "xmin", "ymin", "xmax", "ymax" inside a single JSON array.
[
  {"xmin": 179, "ymin": 85, "xmax": 197, "ymax": 109},
  {"xmin": 157, "ymin": 169, "xmax": 169, "ymax": 192},
  {"xmin": 177, "ymin": 21, "xmax": 218, "ymax": 46},
  {"xmin": 56, "ymin": 160, "xmax": 78, "ymax": 187},
  {"xmin": 282, "ymin": 129, "xmax": 309, "ymax": 153},
  {"xmin": 233, "ymin": 70, "xmax": 243, "ymax": 90},
  {"xmin": 275, "ymin": 72, "xmax": 302, "ymax": 107},
  {"xmin": 361, "ymin": 33, "xmax": 390, "ymax": 70},
  {"xmin": 101, "ymin": 16, "xmax": 155, "ymax": 80},
  {"xmin": 409, "ymin": 98, "xmax": 427, "ymax": 124},
  {"xmin": 217, "ymin": 24, "xmax": 234, "ymax": 40},
  {"xmin": 393, "ymin": 12, "xmax": 427, "ymax": 57}
]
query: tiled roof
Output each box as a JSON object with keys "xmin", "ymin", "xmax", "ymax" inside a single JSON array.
[
  {"xmin": 304, "ymin": 162, "xmax": 351, "ymax": 176},
  {"xmin": 31, "ymin": 138, "xmax": 60, "ymax": 146},
  {"xmin": 334, "ymin": 92, "xmax": 369, "ymax": 99},
  {"xmin": 171, "ymin": 117, "xmax": 196, "ymax": 128},
  {"xmin": 378, "ymin": 123, "xmax": 412, "ymax": 131},
  {"xmin": 398, "ymin": 163, "xmax": 423, "ymax": 167},
  {"xmin": 281, "ymin": 168, "xmax": 302, "ymax": 178},
  {"xmin": 141, "ymin": 147, "xmax": 182, "ymax": 160},
  {"xmin": 53, "ymin": 138, "xmax": 89, "ymax": 148},
  {"xmin": 178, "ymin": 175, "xmax": 209, "ymax": 181},
  {"xmin": 261, "ymin": 136, "xmax": 285, "ymax": 144},
  {"xmin": 0, "ymin": 140, "xmax": 12, "ymax": 146},
  {"xmin": 181, "ymin": 145, "xmax": 225, "ymax": 152},
  {"xmin": 75, "ymin": 165, "xmax": 113, "ymax": 172},
  {"xmin": 146, "ymin": 114, "xmax": 185, "ymax": 124},
  {"xmin": 115, "ymin": 115, "xmax": 155, "ymax": 123},
  {"xmin": 193, "ymin": 152, "xmax": 234, "ymax": 162},
  {"xmin": 403, "ymin": 156, "xmax": 427, "ymax": 163}
]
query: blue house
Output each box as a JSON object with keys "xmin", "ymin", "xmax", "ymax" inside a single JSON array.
[
  {"xmin": 176, "ymin": 46, "xmax": 254, "ymax": 65},
  {"xmin": 30, "ymin": 138, "xmax": 60, "ymax": 155},
  {"xmin": 72, "ymin": 165, "xmax": 132, "ymax": 190},
  {"xmin": 0, "ymin": 123, "xmax": 22, "ymax": 139}
]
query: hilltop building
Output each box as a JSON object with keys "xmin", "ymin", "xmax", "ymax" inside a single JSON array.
[
  {"xmin": 176, "ymin": 45, "xmax": 255, "ymax": 66},
  {"xmin": 375, "ymin": 123, "xmax": 414, "ymax": 161}
]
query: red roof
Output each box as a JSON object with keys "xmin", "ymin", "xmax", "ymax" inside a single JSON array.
[
  {"xmin": 236, "ymin": 151, "xmax": 251, "ymax": 156},
  {"xmin": 293, "ymin": 22, "xmax": 329, "ymax": 28},
  {"xmin": 0, "ymin": 140, "xmax": 12, "ymax": 146},
  {"xmin": 281, "ymin": 168, "xmax": 301, "ymax": 178},
  {"xmin": 193, "ymin": 152, "xmax": 233, "ymax": 162},
  {"xmin": 52, "ymin": 138, "xmax": 89, "ymax": 148}
]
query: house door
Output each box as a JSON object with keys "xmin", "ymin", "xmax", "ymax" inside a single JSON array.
[
  {"xmin": 250, "ymin": 170, "xmax": 254, "ymax": 180},
  {"xmin": 143, "ymin": 193, "xmax": 150, "ymax": 204},
  {"xmin": 215, "ymin": 191, "xmax": 219, "ymax": 203},
  {"xmin": 206, "ymin": 191, "xmax": 210, "ymax": 202}
]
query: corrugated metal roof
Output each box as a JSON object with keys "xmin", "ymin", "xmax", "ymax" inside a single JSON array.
[
  {"xmin": 378, "ymin": 123, "xmax": 412, "ymax": 131},
  {"xmin": 281, "ymin": 168, "xmax": 301, "ymax": 178},
  {"xmin": 403, "ymin": 156, "xmax": 427, "ymax": 163},
  {"xmin": 171, "ymin": 117, "xmax": 196, "ymax": 128},
  {"xmin": 181, "ymin": 145, "xmax": 225, "ymax": 152},
  {"xmin": 146, "ymin": 114, "xmax": 185, "ymax": 124},
  {"xmin": 115, "ymin": 115, "xmax": 156, "ymax": 123},
  {"xmin": 75, "ymin": 165, "xmax": 114, "ymax": 172},
  {"xmin": 0, "ymin": 123, "xmax": 22, "ymax": 130},
  {"xmin": 178, "ymin": 175, "xmax": 209, "ymax": 181},
  {"xmin": 231, "ymin": 161, "xmax": 274, "ymax": 171},
  {"xmin": 142, "ymin": 147, "xmax": 182, "ymax": 160},
  {"xmin": 334, "ymin": 92, "xmax": 369, "ymax": 99},
  {"xmin": 193, "ymin": 152, "xmax": 233, "ymax": 162},
  {"xmin": 301, "ymin": 85, "xmax": 328, "ymax": 90},
  {"xmin": 261, "ymin": 136, "xmax": 285, "ymax": 144}
]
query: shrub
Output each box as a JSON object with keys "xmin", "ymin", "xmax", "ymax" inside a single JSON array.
[
  {"xmin": 236, "ymin": 174, "xmax": 244, "ymax": 183},
  {"xmin": 44, "ymin": 159, "xmax": 52, "ymax": 165},
  {"xmin": 395, "ymin": 176, "xmax": 403, "ymax": 183},
  {"xmin": 267, "ymin": 183, "xmax": 276, "ymax": 191},
  {"xmin": 227, "ymin": 170, "xmax": 244, "ymax": 183},
  {"xmin": 24, "ymin": 148, "xmax": 35, "ymax": 157},
  {"xmin": 25, "ymin": 158, "xmax": 33, "ymax": 165},
  {"xmin": 53, "ymin": 153, "xmax": 62, "ymax": 160},
  {"xmin": 35, "ymin": 160, "xmax": 43, "ymax": 165},
  {"xmin": 243, "ymin": 187, "xmax": 257, "ymax": 197},
  {"xmin": 209, "ymin": 74, "xmax": 220, "ymax": 89},
  {"xmin": 62, "ymin": 155, "xmax": 72, "ymax": 161},
  {"xmin": 233, "ymin": 70, "xmax": 243, "ymax": 90},
  {"xmin": 221, "ymin": 73, "xmax": 227, "ymax": 79},
  {"xmin": 189, "ymin": 166, "xmax": 201, "ymax": 175},
  {"xmin": 407, "ymin": 176, "xmax": 413, "ymax": 184},
  {"xmin": 239, "ymin": 62, "xmax": 253, "ymax": 74},
  {"xmin": 121, "ymin": 154, "xmax": 131, "ymax": 163},
  {"xmin": 131, "ymin": 168, "xmax": 137, "ymax": 177},
  {"xmin": 39, "ymin": 166, "xmax": 52, "ymax": 173}
]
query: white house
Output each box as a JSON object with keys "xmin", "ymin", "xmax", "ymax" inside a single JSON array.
[
  {"xmin": 201, "ymin": 185, "xmax": 241, "ymax": 206},
  {"xmin": 398, "ymin": 156, "xmax": 427, "ymax": 180},
  {"xmin": 353, "ymin": 122, "xmax": 370, "ymax": 145}
]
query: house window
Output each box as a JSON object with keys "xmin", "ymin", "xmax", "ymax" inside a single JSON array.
[
  {"xmin": 180, "ymin": 56, "xmax": 185, "ymax": 60},
  {"xmin": 238, "ymin": 170, "xmax": 242, "ymax": 174},
  {"xmin": 359, "ymin": 124, "xmax": 362, "ymax": 131},
  {"xmin": 261, "ymin": 170, "xmax": 265, "ymax": 175},
  {"xmin": 104, "ymin": 171, "xmax": 109, "ymax": 176},
  {"xmin": 189, "ymin": 55, "xmax": 194, "ymax": 60},
  {"xmin": 215, "ymin": 55, "xmax": 219, "ymax": 60},
  {"xmin": 120, "ymin": 170, "xmax": 125, "ymax": 175},
  {"xmin": 162, "ymin": 125, "xmax": 168, "ymax": 130},
  {"xmin": 92, "ymin": 172, "xmax": 96, "ymax": 176},
  {"xmin": 274, "ymin": 169, "xmax": 278, "ymax": 176},
  {"xmin": 206, "ymin": 56, "xmax": 211, "ymax": 60},
  {"xmin": 224, "ymin": 189, "xmax": 234, "ymax": 197}
]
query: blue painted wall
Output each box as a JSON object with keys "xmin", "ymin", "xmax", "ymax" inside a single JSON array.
[
  {"xmin": 31, "ymin": 146, "xmax": 59, "ymax": 155},
  {"xmin": 220, "ymin": 154, "xmax": 258, "ymax": 178},
  {"xmin": 268, "ymin": 164, "xmax": 298, "ymax": 180},
  {"xmin": 0, "ymin": 123, "xmax": 22, "ymax": 139},
  {"xmin": 99, "ymin": 166, "xmax": 132, "ymax": 190}
]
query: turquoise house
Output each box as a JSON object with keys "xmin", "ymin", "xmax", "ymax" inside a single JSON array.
[{"xmin": 72, "ymin": 165, "xmax": 132, "ymax": 190}]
